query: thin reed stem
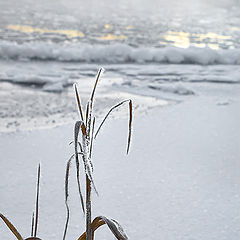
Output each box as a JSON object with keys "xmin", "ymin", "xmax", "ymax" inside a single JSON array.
[
  {"xmin": 34, "ymin": 164, "xmax": 40, "ymax": 237},
  {"xmin": 86, "ymin": 175, "xmax": 92, "ymax": 240}
]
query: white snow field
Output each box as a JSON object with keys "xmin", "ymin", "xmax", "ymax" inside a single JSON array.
[{"xmin": 0, "ymin": 93, "xmax": 240, "ymax": 240}]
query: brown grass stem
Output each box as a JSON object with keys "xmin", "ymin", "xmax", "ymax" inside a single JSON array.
[
  {"xmin": 34, "ymin": 164, "xmax": 40, "ymax": 237},
  {"xmin": 0, "ymin": 213, "xmax": 23, "ymax": 240},
  {"xmin": 86, "ymin": 175, "xmax": 92, "ymax": 240},
  {"xmin": 31, "ymin": 212, "xmax": 34, "ymax": 237}
]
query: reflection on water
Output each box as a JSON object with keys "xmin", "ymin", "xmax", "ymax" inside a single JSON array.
[
  {"xmin": 7, "ymin": 24, "xmax": 85, "ymax": 38},
  {"xmin": 162, "ymin": 31, "xmax": 190, "ymax": 48},
  {"xmin": 231, "ymin": 27, "xmax": 240, "ymax": 31},
  {"xmin": 126, "ymin": 26, "xmax": 133, "ymax": 30},
  {"xmin": 7, "ymin": 24, "xmax": 235, "ymax": 48},
  {"xmin": 104, "ymin": 24, "xmax": 111, "ymax": 29},
  {"xmin": 0, "ymin": 0, "xmax": 239, "ymax": 49},
  {"xmin": 98, "ymin": 34, "xmax": 128, "ymax": 40},
  {"xmin": 8, "ymin": 24, "xmax": 128, "ymax": 41},
  {"xmin": 162, "ymin": 31, "xmax": 233, "ymax": 49}
]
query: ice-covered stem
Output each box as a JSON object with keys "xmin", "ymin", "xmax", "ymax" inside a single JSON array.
[
  {"xmin": 81, "ymin": 123, "xmax": 92, "ymax": 240},
  {"xmin": 84, "ymin": 69, "xmax": 103, "ymax": 240},
  {"xmin": 83, "ymin": 128, "xmax": 93, "ymax": 240},
  {"xmin": 86, "ymin": 175, "xmax": 92, "ymax": 240}
]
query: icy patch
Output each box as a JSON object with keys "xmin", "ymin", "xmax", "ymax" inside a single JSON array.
[
  {"xmin": 43, "ymin": 81, "xmax": 65, "ymax": 92},
  {"xmin": 148, "ymin": 84, "xmax": 195, "ymax": 96}
]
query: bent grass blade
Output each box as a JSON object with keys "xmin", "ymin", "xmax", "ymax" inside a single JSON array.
[
  {"xmin": 63, "ymin": 154, "xmax": 75, "ymax": 240},
  {"xmin": 0, "ymin": 213, "xmax": 24, "ymax": 240},
  {"xmin": 74, "ymin": 121, "xmax": 85, "ymax": 214},
  {"xmin": 94, "ymin": 99, "xmax": 133, "ymax": 154},
  {"xmin": 78, "ymin": 216, "xmax": 128, "ymax": 240}
]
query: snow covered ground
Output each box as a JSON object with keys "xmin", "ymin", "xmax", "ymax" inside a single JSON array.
[{"xmin": 0, "ymin": 92, "xmax": 239, "ymax": 240}]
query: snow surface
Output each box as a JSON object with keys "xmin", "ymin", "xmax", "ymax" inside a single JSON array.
[{"xmin": 0, "ymin": 95, "xmax": 240, "ymax": 240}]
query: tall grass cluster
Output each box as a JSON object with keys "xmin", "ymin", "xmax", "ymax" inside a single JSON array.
[{"xmin": 0, "ymin": 68, "xmax": 133, "ymax": 240}]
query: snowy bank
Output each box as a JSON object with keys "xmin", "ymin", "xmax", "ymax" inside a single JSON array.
[{"xmin": 0, "ymin": 96, "xmax": 240, "ymax": 240}]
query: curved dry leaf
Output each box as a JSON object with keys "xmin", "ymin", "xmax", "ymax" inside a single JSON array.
[
  {"xmin": 63, "ymin": 154, "xmax": 74, "ymax": 240},
  {"xmin": 0, "ymin": 213, "xmax": 24, "ymax": 240},
  {"xmin": 78, "ymin": 216, "xmax": 128, "ymax": 240},
  {"xmin": 94, "ymin": 99, "xmax": 133, "ymax": 154},
  {"xmin": 25, "ymin": 238, "xmax": 42, "ymax": 240}
]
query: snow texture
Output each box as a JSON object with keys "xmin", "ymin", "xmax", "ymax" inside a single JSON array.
[{"xmin": 0, "ymin": 95, "xmax": 240, "ymax": 240}]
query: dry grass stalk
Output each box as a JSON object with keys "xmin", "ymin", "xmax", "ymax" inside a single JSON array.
[
  {"xmin": 34, "ymin": 164, "xmax": 41, "ymax": 237},
  {"xmin": 78, "ymin": 216, "xmax": 128, "ymax": 240},
  {"xmin": 0, "ymin": 213, "xmax": 23, "ymax": 240},
  {"xmin": 64, "ymin": 68, "xmax": 132, "ymax": 240},
  {"xmin": 0, "ymin": 165, "xmax": 42, "ymax": 240},
  {"xmin": 31, "ymin": 212, "xmax": 34, "ymax": 237}
]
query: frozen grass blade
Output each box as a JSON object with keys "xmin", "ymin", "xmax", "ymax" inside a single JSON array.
[
  {"xmin": 84, "ymin": 69, "xmax": 103, "ymax": 240},
  {"xmin": 74, "ymin": 83, "xmax": 84, "ymax": 122},
  {"xmin": 89, "ymin": 117, "xmax": 96, "ymax": 159},
  {"xmin": 63, "ymin": 155, "xmax": 74, "ymax": 240},
  {"xmin": 85, "ymin": 102, "xmax": 90, "ymax": 127},
  {"xmin": 94, "ymin": 99, "xmax": 133, "ymax": 154},
  {"xmin": 90, "ymin": 68, "xmax": 104, "ymax": 102},
  {"xmin": 94, "ymin": 100, "xmax": 129, "ymax": 138},
  {"xmin": 0, "ymin": 213, "xmax": 24, "ymax": 240},
  {"xmin": 34, "ymin": 164, "xmax": 40, "ymax": 237},
  {"xmin": 86, "ymin": 102, "xmax": 92, "ymax": 138},
  {"xmin": 127, "ymin": 100, "xmax": 133, "ymax": 154},
  {"xmin": 86, "ymin": 68, "xmax": 103, "ymax": 138},
  {"xmin": 74, "ymin": 121, "xmax": 85, "ymax": 213},
  {"xmin": 80, "ymin": 121, "xmax": 98, "ymax": 195}
]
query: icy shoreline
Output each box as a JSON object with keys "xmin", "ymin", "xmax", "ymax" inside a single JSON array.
[
  {"xmin": 0, "ymin": 95, "xmax": 239, "ymax": 240},
  {"xmin": 1, "ymin": 42, "xmax": 240, "ymax": 65}
]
